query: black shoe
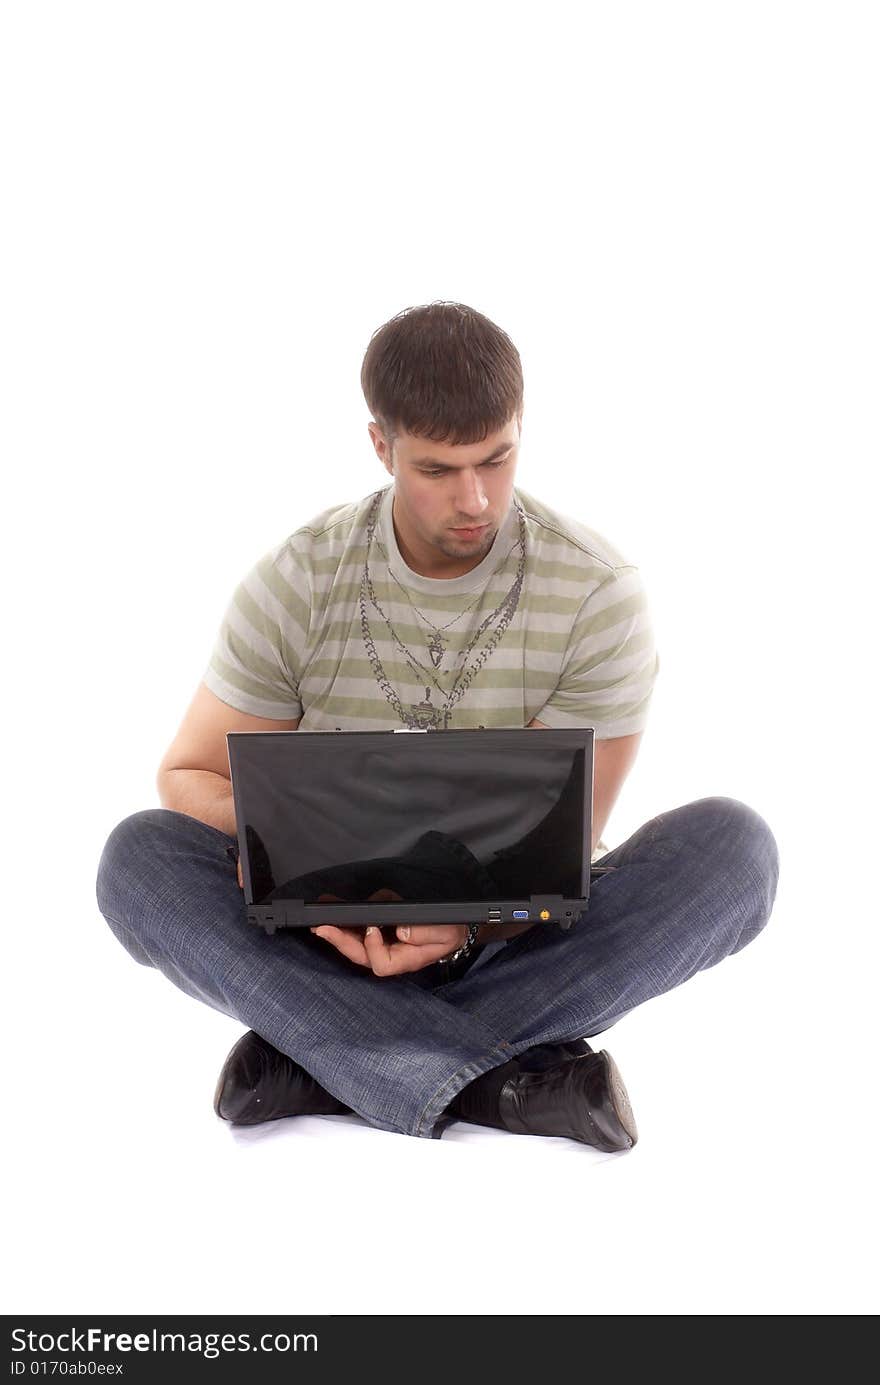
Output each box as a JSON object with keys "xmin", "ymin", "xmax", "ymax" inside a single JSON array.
[
  {"xmin": 214, "ymin": 1032, "xmax": 596, "ymax": 1128},
  {"xmin": 213, "ymin": 1030, "xmax": 352, "ymax": 1126},
  {"xmin": 498, "ymin": 1049, "xmax": 637, "ymax": 1152}
]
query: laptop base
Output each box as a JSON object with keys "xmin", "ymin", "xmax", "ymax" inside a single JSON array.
[{"xmin": 249, "ymin": 895, "xmax": 579, "ymax": 936}]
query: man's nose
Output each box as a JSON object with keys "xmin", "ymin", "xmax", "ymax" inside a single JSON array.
[{"xmin": 454, "ymin": 470, "xmax": 489, "ymax": 517}]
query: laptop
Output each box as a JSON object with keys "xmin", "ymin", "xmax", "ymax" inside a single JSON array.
[{"xmin": 226, "ymin": 726, "xmax": 595, "ymax": 936}]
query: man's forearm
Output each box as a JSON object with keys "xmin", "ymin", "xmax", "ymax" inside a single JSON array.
[{"xmin": 157, "ymin": 768, "xmax": 237, "ymax": 838}]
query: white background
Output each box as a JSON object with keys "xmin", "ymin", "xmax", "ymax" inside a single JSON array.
[{"xmin": 2, "ymin": 0, "xmax": 877, "ymax": 1317}]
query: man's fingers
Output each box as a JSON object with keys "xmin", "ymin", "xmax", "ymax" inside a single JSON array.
[
  {"xmin": 394, "ymin": 924, "xmax": 467, "ymax": 948},
  {"xmin": 310, "ymin": 924, "xmax": 468, "ymax": 978},
  {"xmin": 364, "ymin": 927, "xmax": 459, "ymax": 976},
  {"xmin": 363, "ymin": 926, "xmax": 393, "ymax": 957},
  {"xmin": 311, "ymin": 925, "xmax": 370, "ymax": 967}
]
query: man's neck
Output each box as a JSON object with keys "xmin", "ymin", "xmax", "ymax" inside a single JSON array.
[{"xmin": 391, "ymin": 503, "xmax": 492, "ymax": 580}]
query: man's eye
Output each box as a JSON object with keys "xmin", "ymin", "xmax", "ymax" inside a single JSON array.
[{"xmin": 424, "ymin": 458, "xmax": 508, "ymax": 478}]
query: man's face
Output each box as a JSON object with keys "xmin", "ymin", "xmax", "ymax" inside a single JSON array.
[{"xmin": 369, "ymin": 415, "xmax": 521, "ymax": 578}]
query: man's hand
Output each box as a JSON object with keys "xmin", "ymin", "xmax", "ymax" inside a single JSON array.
[
  {"xmin": 236, "ymin": 871, "xmax": 475, "ymax": 974},
  {"xmin": 311, "ymin": 923, "xmax": 469, "ymax": 976},
  {"xmin": 310, "ymin": 889, "xmax": 469, "ymax": 976}
]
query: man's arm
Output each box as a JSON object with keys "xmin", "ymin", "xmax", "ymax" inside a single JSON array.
[{"xmin": 156, "ymin": 682, "xmax": 300, "ymax": 836}]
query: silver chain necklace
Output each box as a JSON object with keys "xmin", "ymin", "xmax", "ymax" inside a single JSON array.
[
  {"xmin": 359, "ymin": 489, "xmax": 527, "ymax": 729},
  {"xmin": 387, "ymin": 566, "xmax": 487, "ymax": 669}
]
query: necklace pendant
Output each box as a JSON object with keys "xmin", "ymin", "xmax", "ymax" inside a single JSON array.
[
  {"xmin": 411, "ymin": 686, "xmax": 444, "ymax": 729},
  {"xmin": 428, "ymin": 633, "xmax": 445, "ymax": 668}
]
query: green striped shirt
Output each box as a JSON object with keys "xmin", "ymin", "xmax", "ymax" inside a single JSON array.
[{"xmin": 205, "ymin": 484, "xmax": 660, "ymax": 858}]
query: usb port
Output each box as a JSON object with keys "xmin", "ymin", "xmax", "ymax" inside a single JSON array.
[
  {"xmin": 488, "ymin": 908, "xmax": 502, "ymax": 921},
  {"xmin": 512, "ymin": 910, "xmax": 529, "ymax": 920}
]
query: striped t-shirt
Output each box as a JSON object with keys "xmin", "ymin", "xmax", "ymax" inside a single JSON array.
[{"xmin": 205, "ymin": 484, "xmax": 659, "ymax": 860}]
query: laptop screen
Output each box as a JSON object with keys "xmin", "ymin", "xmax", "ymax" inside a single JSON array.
[{"xmin": 227, "ymin": 728, "xmax": 592, "ymax": 908}]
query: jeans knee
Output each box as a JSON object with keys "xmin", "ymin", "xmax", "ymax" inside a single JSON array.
[
  {"xmin": 692, "ymin": 797, "xmax": 780, "ymax": 951},
  {"xmin": 693, "ymin": 796, "xmax": 778, "ymax": 877},
  {"xmin": 95, "ymin": 808, "xmax": 184, "ymax": 918}
]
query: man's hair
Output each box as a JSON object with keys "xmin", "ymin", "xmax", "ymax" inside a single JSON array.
[{"xmin": 360, "ymin": 300, "xmax": 523, "ymax": 452}]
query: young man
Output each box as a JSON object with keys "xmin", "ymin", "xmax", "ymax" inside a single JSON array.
[{"xmin": 95, "ymin": 301, "xmax": 780, "ymax": 1149}]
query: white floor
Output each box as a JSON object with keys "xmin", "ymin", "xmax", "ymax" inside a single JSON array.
[{"xmin": 8, "ymin": 813, "xmax": 875, "ymax": 1318}]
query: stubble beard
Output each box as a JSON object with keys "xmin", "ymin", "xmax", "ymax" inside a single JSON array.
[{"xmin": 435, "ymin": 525, "xmax": 496, "ymax": 560}]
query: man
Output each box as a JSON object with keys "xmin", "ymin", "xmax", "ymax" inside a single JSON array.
[{"xmin": 95, "ymin": 301, "xmax": 780, "ymax": 1150}]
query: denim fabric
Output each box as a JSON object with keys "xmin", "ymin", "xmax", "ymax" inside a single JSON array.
[{"xmin": 95, "ymin": 797, "xmax": 779, "ymax": 1139}]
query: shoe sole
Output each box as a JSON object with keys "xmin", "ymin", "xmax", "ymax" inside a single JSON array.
[{"xmin": 597, "ymin": 1051, "xmax": 638, "ymax": 1149}]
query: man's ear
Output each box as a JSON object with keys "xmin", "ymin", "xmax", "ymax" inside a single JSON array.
[{"xmin": 368, "ymin": 421, "xmax": 394, "ymax": 476}]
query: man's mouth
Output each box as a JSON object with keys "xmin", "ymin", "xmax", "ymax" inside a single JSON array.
[{"xmin": 450, "ymin": 524, "xmax": 489, "ymax": 538}]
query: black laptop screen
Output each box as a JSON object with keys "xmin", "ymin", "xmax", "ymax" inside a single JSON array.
[{"xmin": 227, "ymin": 728, "xmax": 592, "ymax": 907}]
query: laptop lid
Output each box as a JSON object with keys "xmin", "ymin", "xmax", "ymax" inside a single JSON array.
[{"xmin": 227, "ymin": 726, "xmax": 594, "ymax": 934}]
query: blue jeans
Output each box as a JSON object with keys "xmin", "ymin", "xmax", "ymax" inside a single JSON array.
[{"xmin": 95, "ymin": 796, "xmax": 779, "ymax": 1139}]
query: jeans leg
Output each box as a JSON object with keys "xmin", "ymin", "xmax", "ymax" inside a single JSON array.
[
  {"xmin": 413, "ymin": 796, "xmax": 780, "ymax": 1134},
  {"xmin": 95, "ymin": 809, "xmax": 518, "ymax": 1140}
]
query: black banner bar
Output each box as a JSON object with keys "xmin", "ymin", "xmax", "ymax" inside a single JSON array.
[{"xmin": 3, "ymin": 1317, "xmax": 561, "ymax": 1380}]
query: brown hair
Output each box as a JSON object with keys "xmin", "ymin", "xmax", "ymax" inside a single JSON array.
[{"xmin": 360, "ymin": 300, "xmax": 523, "ymax": 452}]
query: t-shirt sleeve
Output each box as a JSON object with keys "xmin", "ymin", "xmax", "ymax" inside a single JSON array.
[
  {"xmin": 202, "ymin": 543, "xmax": 309, "ymax": 719},
  {"xmin": 533, "ymin": 564, "xmax": 660, "ymax": 738}
]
